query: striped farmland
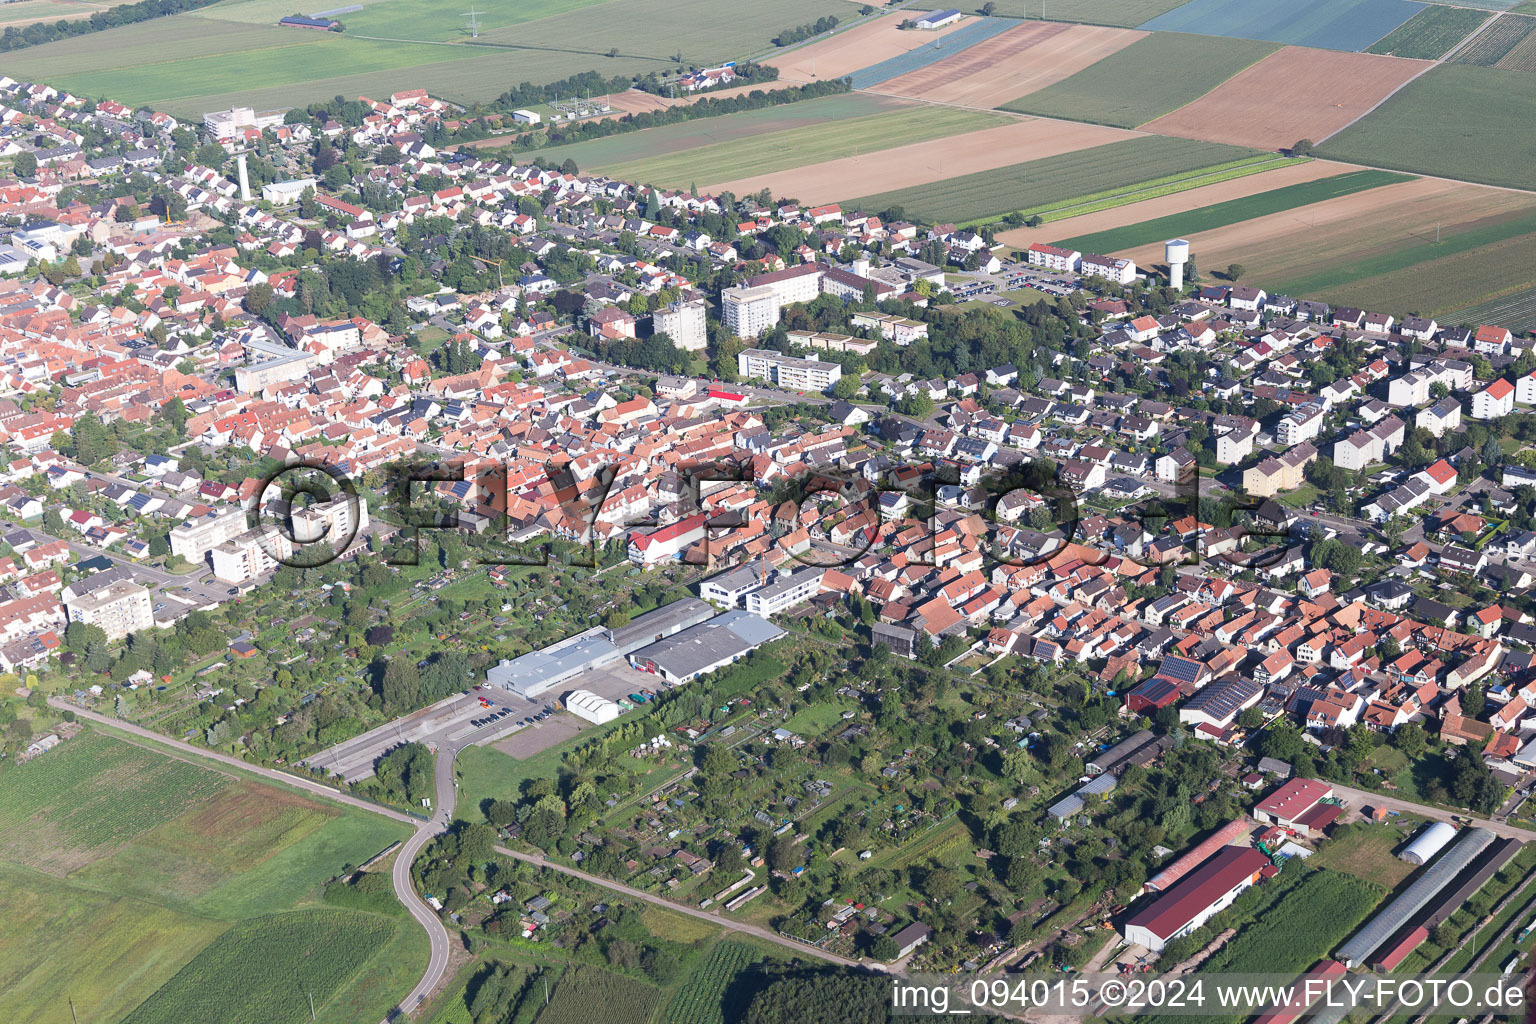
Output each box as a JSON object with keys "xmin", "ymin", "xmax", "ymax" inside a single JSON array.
[{"xmin": 848, "ymin": 16, "xmax": 1017, "ymax": 89}]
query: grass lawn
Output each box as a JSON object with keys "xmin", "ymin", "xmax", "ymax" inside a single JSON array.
[
  {"xmin": 1319, "ymin": 64, "xmax": 1536, "ymax": 192},
  {"xmin": 1051, "ymin": 169, "xmax": 1414, "ymax": 254},
  {"xmin": 782, "ymin": 701, "xmax": 856, "ymax": 737},
  {"xmin": 1311, "ymin": 825, "xmax": 1416, "ymax": 887},
  {"xmin": 593, "ymin": 106, "xmax": 1006, "ymax": 188},
  {"xmin": 847, "ymin": 135, "xmax": 1260, "ymax": 225},
  {"xmin": 1001, "ymin": 32, "xmax": 1279, "ymax": 127},
  {"xmin": 1275, "ymin": 483, "xmax": 1322, "ymax": 508},
  {"xmin": 0, "ymin": 730, "xmax": 416, "ymax": 1024}
]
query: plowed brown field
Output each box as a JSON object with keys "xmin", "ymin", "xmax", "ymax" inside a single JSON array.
[
  {"xmin": 872, "ymin": 21, "xmax": 1146, "ymax": 107},
  {"xmin": 1115, "ymin": 176, "xmax": 1536, "ymax": 282},
  {"xmin": 704, "ymin": 117, "xmax": 1135, "ymax": 202},
  {"xmin": 767, "ymin": 11, "xmax": 972, "ymax": 83},
  {"xmin": 1141, "ymin": 47, "xmax": 1431, "ymax": 150}
]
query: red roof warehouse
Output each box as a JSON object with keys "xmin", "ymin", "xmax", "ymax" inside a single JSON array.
[
  {"xmin": 1121, "ymin": 845, "xmax": 1271, "ymax": 951},
  {"xmin": 1251, "ymin": 778, "xmax": 1333, "ymax": 829}
]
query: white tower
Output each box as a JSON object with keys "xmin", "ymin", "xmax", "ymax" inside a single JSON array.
[
  {"xmin": 1166, "ymin": 238, "xmax": 1190, "ymax": 290},
  {"xmin": 236, "ymin": 152, "xmax": 251, "ymax": 202}
]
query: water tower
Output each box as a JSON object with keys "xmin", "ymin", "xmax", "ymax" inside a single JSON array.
[{"xmin": 1166, "ymin": 238, "xmax": 1190, "ymax": 290}]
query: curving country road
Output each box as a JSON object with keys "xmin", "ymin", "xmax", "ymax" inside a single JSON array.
[
  {"xmin": 56, "ymin": 699, "xmax": 866, "ymax": 1019},
  {"xmin": 50, "ymin": 700, "xmax": 455, "ymax": 1022}
]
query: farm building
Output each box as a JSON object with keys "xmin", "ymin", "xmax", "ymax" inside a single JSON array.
[
  {"xmin": 1251, "ymin": 778, "xmax": 1333, "ymax": 829},
  {"xmin": 1122, "ymin": 845, "xmax": 1272, "ymax": 952},
  {"xmin": 891, "ymin": 921, "xmax": 932, "ymax": 957},
  {"xmin": 1399, "ymin": 821, "xmax": 1456, "ymax": 865},
  {"xmin": 564, "ymin": 689, "xmax": 620, "ymax": 725},
  {"xmin": 1047, "ymin": 772, "xmax": 1116, "ymax": 822},
  {"xmin": 915, "ymin": 8, "xmax": 962, "ymax": 29},
  {"xmin": 1086, "ymin": 729, "xmax": 1154, "ymax": 776},
  {"xmin": 1125, "ymin": 676, "xmax": 1180, "ymax": 714},
  {"xmin": 1336, "ymin": 828, "xmax": 1498, "ymax": 967},
  {"xmin": 278, "ymin": 14, "xmax": 340, "ymax": 29},
  {"xmin": 1145, "ymin": 818, "xmax": 1252, "ymax": 893}
]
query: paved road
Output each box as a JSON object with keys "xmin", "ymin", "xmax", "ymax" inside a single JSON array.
[
  {"xmin": 489, "ymin": 842, "xmax": 865, "ymax": 969},
  {"xmin": 50, "ymin": 700, "xmax": 454, "ymax": 1022},
  {"xmin": 1327, "ymin": 780, "xmax": 1536, "ymax": 840}
]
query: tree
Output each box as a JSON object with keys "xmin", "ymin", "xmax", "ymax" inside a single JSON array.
[
  {"xmin": 831, "ymin": 375, "xmax": 860, "ymax": 400},
  {"xmin": 1393, "ymin": 721, "xmax": 1428, "ymax": 760},
  {"xmin": 12, "ymin": 151, "xmax": 36, "ymax": 177},
  {"xmin": 1226, "ymin": 263, "xmax": 1245, "ymax": 282},
  {"xmin": 1291, "ymin": 138, "xmax": 1315, "ymax": 157},
  {"xmin": 872, "ymin": 935, "xmax": 899, "ymax": 960},
  {"xmin": 1482, "ymin": 434, "xmax": 1504, "ymax": 468},
  {"xmin": 1462, "ymin": 680, "xmax": 1486, "ymax": 719},
  {"xmin": 1429, "ymin": 381, "xmax": 1449, "ymax": 401}
]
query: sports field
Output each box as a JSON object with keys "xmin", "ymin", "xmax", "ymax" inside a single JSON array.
[
  {"xmin": 1114, "ymin": 176, "xmax": 1536, "ymax": 311},
  {"xmin": 980, "ymin": 0, "xmax": 1188, "ymax": 26},
  {"xmin": 1139, "ymin": 0, "xmax": 1427, "ymax": 51},
  {"xmin": 1451, "ymin": 11, "xmax": 1536, "ymax": 67},
  {"xmin": 868, "ymin": 21, "xmax": 1145, "ymax": 107},
  {"xmin": 845, "ymin": 135, "xmax": 1260, "ymax": 224},
  {"xmin": 522, "ymin": 93, "xmax": 906, "ymax": 168},
  {"xmin": 1049, "ymin": 169, "xmax": 1415, "ymax": 253},
  {"xmin": 1318, "ymin": 63, "xmax": 1536, "ymax": 190},
  {"xmin": 593, "ymin": 106, "xmax": 1007, "ymax": 189},
  {"xmin": 4, "ymin": 0, "xmax": 851, "ymax": 115},
  {"xmin": 0, "ymin": 731, "xmax": 415, "ymax": 1024},
  {"xmin": 1141, "ymin": 46, "xmax": 1431, "ymax": 150},
  {"xmin": 1366, "ymin": 4, "xmax": 1489, "ymax": 58},
  {"xmin": 710, "ymin": 117, "xmax": 1135, "ymax": 205},
  {"xmin": 1000, "ymin": 32, "xmax": 1279, "ymax": 128}
]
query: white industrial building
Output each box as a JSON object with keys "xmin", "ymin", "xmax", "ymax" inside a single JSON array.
[
  {"xmin": 564, "ymin": 689, "xmax": 620, "ymax": 724},
  {"xmin": 261, "ymin": 177, "xmax": 318, "ymax": 204}
]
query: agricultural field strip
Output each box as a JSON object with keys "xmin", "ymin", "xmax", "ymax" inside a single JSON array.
[
  {"xmin": 999, "ymin": 32, "xmax": 1281, "ymax": 129},
  {"xmin": 598, "ymin": 107, "xmax": 1006, "ymax": 187},
  {"xmin": 1450, "ymin": 10, "xmax": 1536, "ymax": 63},
  {"xmin": 1446, "ymin": 285, "xmax": 1536, "ymax": 333},
  {"xmin": 1366, "ymin": 4, "xmax": 1490, "ymax": 58},
  {"xmin": 979, "ymin": 0, "xmax": 1189, "ymax": 27},
  {"xmin": 1011, "ymin": 154, "xmax": 1300, "ymax": 225},
  {"xmin": 1138, "ymin": 0, "xmax": 1427, "ymax": 52},
  {"xmin": 846, "ymin": 135, "xmax": 1262, "ymax": 225},
  {"xmin": 847, "ymin": 16, "xmax": 1018, "ymax": 89},
  {"xmin": 1051, "ymin": 169, "xmax": 1416, "ymax": 252}
]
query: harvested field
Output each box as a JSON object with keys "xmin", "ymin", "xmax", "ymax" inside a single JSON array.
[
  {"xmin": 707, "ymin": 118, "xmax": 1136, "ymax": 206},
  {"xmin": 1318, "ymin": 63, "xmax": 1536, "ymax": 190},
  {"xmin": 870, "ymin": 21, "xmax": 1145, "ymax": 107},
  {"xmin": 845, "ymin": 134, "xmax": 1257, "ymax": 223},
  {"xmin": 1116, "ymin": 176, "xmax": 1536, "ymax": 301},
  {"xmin": 1001, "ymin": 31, "xmax": 1277, "ymax": 128},
  {"xmin": 1050, "ymin": 169, "xmax": 1413, "ymax": 251},
  {"xmin": 996, "ymin": 158, "xmax": 1352, "ymax": 248},
  {"xmin": 1140, "ymin": 0, "xmax": 1425, "ymax": 52},
  {"xmin": 767, "ymin": 10, "xmax": 972, "ymax": 83},
  {"xmin": 1141, "ymin": 46, "xmax": 1431, "ymax": 150},
  {"xmin": 1451, "ymin": 11, "xmax": 1536, "ymax": 65},
  {"xmin": 603, "ymin": 90, "xmax": 675, "ymax": 116},
  {"xmin": 1367, "ymin": 4, "xmax": 1490, "ymax": 59},
  {"xmin": 846, "ymin": 16, "xmax": 1016, "ymax": 89}
]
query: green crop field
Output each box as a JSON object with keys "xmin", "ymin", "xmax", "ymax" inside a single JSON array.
[
  {"xmin": 0, "ymin": 730, "xmax": 230, "ymax": 873},
  {"xmin": 5, "ymin": 0, "xmax": 851, "ymax": 117},
  {"xmin": 1447, "ymin": 282, "xmax": 1536, "ymax": 333},
  {"xmin": 665, "ymin": 940, "xmax": 769, "ymax": 1024},
  {"xmin": 1291, "ymin": 227, "xmax": 1536, "ymax": 316},
  {"xmin": 980, "ymin": 0, "xmax": 1190, "ymax": 26},
  {"xmin": 595, "ymin": 106, "xmax": 1007, "ymax": 188},
  {"xmin": 1367, "ymin": 4, "xmax": 1489, "ymax": 58},
  {"xmin": 1013, "ymin": 153, "xmax": 1301, "ymax": 224},
  {"xmin": 1052, "ymin": 169, "xmax": 1414, "ymax": 252},
  {"xmin": 1451, "ymin": 11, "xmax": 1536, "ymax": 64},
  {"xmin": 120, "ymin": 910, "xmax": 396, "ymax": 1024},
  {"xmin": 538, "ymin": 965, "xmax": 660, "ymax": 1024},
  {"xmin": 846, "ymin": 135, "xmax": 1262, "ymax": 225},
  {"xmin": 1319, "ymin": 64, "xmax": 1536, "ymax": 191},
  {"xmin": 1000, "ymin": 32, "xmax": 1279, "ymax": 127},
  {"xmin": 0, "ymin": 730, "xmax": 415, "ymax": 1024},
  {"xmin": 526, "ymin": 93, "xmax": 906, "ymax": 168}
]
